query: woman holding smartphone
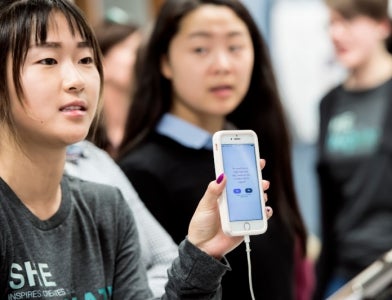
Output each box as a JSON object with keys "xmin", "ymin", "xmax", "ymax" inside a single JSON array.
[
  {"xmin": 0, "ymin": 0, "xmax": 272, "ymax": 298},
  {"xmin": 118, "ymin": 0, "xmax": 312, "ymax": 299}
]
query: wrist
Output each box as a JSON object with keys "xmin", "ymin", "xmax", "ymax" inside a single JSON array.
[{"xmin": 186, "ymin": 237, "xmax": 224, "ymax": 260}]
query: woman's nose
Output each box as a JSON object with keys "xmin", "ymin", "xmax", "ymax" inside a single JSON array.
[
  {"xmin": 210, "ymin": 51, "xmax": 231, "ymax": 74},
  {"xmin": 63, "ymin": 62, "xmax": 85, "ymax": 92}
]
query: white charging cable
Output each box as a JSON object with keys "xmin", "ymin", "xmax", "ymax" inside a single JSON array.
[{"xmin": 244, "ymin": 235, "xmax": 256, "ymax": 300}]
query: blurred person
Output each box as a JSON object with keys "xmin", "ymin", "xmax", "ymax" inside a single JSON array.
[
  {"xmin": 313, "ymin": 0, "xmax": 392, "ymax": 298},
  {"xmin": 70, "ymin": 17, "xmax": 177, "ymax": 299},
  {"xmin": 91, "ymin": 19, "xmax": 142, "ymax": 159},
  {"xmin": 269, "ymin": 0, "xmax": 347, "ymax": 241},
  {"xmin": 67, "ymin": 15, "xmax": 177, "ymax": 298},
  {"xmin": 118, "ymin": 0, "xmax": 313, "ymax": 299},
  {"xmin": 0, "ymin": 0, "xmax": 273, "ymax": 298}
]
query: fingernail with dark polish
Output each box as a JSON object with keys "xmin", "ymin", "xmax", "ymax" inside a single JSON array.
[{"xmin": 216, "ymin": 173, "xmax": 224, "ymax": 184}]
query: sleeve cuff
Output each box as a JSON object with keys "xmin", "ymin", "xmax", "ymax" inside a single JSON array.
[{"xmin": 174, "ymin": 238, "xmax": 231, "ymax": 291}]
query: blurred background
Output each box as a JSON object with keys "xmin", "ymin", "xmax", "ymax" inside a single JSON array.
[{"xmin": 74, "ymin": 0, "xmax": 347, "ymax": 241}]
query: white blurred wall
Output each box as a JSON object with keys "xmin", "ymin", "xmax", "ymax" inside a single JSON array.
[
  {"xmin": 241, "ymin": 0, "xmax": 347, "ymax": 237},
  {"xmin": 270, "ymin": 0, "xmax": 345, "ymax": 144}
]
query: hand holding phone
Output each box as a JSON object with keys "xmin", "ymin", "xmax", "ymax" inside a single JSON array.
[{"xmin": 212, "ymin": 130, "xmax": 268, "ymax": 236}]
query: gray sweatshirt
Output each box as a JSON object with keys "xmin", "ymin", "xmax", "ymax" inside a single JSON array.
[
  {"xmin": 0, "ymin": 175, "xmax": 229, "ymax": 299},
  {"xmin": 65, "ymin": 140, "xmax": 178, "ymax": 297}
]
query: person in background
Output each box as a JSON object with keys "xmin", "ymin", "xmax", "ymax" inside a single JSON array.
[
  {"xmin": 0, "ymin": 0, "xmax": 272, "ymax": 298},
  {"xmin": 90, "ymin": 19, "xmax": 142, "ymax": 159},
  {"xmin": 69, "ymin": 12, "xmax": 177, "ymax": 300},
  {"xmin": 65, "ymin": 140, "xmax": 178, "ymax": 297},
  {"xmin": 118, "ymin": 0, "xmax": 313, "ymax": 299},
  {"xmin": 314, "ymin": 0, "xmax": 392, "ymax": 298}
]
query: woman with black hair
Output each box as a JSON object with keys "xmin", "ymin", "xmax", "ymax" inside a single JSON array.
[{"xmin": 118, "ymin": 0, "xmax": 312, "ymax": 299}]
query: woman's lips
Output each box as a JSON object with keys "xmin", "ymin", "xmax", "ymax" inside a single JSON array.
[
  {"xmin": 60, "ymin": 102, "xmax": 87, "ymax": 117},
  {"xmin": 210, "ymin": 85, "xmax": 233, "ymax": 98}
]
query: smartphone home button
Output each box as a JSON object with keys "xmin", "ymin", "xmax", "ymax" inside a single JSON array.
[{"xmin": 244, "ymin": 222, "xmax": 251, "ymax": 231}]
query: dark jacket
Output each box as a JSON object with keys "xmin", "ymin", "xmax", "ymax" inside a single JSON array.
[{"xmin": 120, "ymin": 132, "xmax": 296, "ymax": 300}]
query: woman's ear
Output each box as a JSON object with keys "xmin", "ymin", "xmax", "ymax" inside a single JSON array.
[{"xmin": 160, "ymin": 54, "xmax": 173, "ymax": 79}]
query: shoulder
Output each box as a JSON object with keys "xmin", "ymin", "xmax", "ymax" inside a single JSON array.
[
  {"xmin": 64, "ymin": 175, "xmax": 137, "ymax": 236},
  {"xmin": 63, "ymin": 176, "xmax": 140, "ymax": 255},
  {"xmin": 66, "ymin": 140, "xmax": 118, "ymax": 172},
  {"xmin": 320, "ymin": 84, "xmax": 341, "ymax": 104},
  {"xmin": 64, "ymin": 175, "xmax": 130, "ymax": 215},
  {"xmin": 65, "ymin": 173, "xmax": 120, "ymax": 194},
  {"xmin": 65, "ymin": 141, "xmax": 136, "ymax": 192},
  {"xmin": 119, "ymin": 133, "xmax": 178, "ymax": 167},
  {"xmin": 319, "ymin": 84, "xmax": 342, "ymax": 114}
]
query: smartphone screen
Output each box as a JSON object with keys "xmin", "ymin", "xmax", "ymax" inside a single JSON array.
[{"xmin": 221, "ymin": 143, "xmax": 263, "ymax": 222}]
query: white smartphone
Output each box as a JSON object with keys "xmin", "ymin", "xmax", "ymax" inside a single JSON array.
[{"xmin": 212, "ymin": 130, "xmax": 268, "ymax": 236}]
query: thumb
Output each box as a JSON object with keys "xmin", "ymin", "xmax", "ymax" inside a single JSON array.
[
  {"xmin": 188, "ymin": 173, "xmax": 226, "ymax": 232},
  {"xmin": 188, "ymin": 173, "xmax": 226, "ymax": 246},
  {"xmin": 196, "ymin": 173, "xmax": 226, "ymax": 212}
]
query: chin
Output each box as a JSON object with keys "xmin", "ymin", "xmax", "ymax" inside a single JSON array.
[
  {"xmin": 337, "ymin": 54, "xmax": 360, "ymax": 69},
  {"xmin": 64, "ymin": 132, "xmax": 89, "ymax": 146}
]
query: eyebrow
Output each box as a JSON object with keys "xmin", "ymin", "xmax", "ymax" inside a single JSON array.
[
  {"xmin": 33, "ymin": 41, "xmax": 92, "ymax": 49},
  {"xmin": 188, "ymin": 31, "xmax": 246, "ymax": 39}
]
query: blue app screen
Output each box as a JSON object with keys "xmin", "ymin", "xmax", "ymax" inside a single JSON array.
[{"xmin": 222, "ymin": 144, "xmax": 263, "ymax": 221}]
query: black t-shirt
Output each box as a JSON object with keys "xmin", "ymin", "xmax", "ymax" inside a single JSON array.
[{"xmin": 315, "ymin": 78, "xmax": 392, "ymax": 298}]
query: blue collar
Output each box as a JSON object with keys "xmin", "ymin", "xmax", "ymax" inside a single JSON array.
[{"xmin": 156, "ymin": 113, "xmax": 213, "ymax": 150}]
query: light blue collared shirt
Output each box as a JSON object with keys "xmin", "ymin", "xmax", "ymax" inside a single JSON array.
[{"xmin": 156, "ymin": 113, "xmax": 213, "ymax": 150}]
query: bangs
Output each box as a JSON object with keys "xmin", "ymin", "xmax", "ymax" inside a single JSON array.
[
  {"xmin": 326, "ymin": 0, "xmax": 362, "ymax": 19},
  {"xmin": 325, "ymin": 0, "xmax": 388, "ymax": 20},
  {"xmin": 34, "ymin": 10, "xmax": 88, "ymax": 45},
  {"xmin": 1, "ymin": 0, "xmax": 103, "ymax": 99},
  {"xmin": 12, "ymin": 3, "xmax": 95, "ymax": 65},
  {"xmin": 0, "ymin": 0, "xmax": 103, "ymax": 137}
]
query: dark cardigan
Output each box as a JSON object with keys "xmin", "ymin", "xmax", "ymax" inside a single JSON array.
[{"xmin": 119, "ymin": 132, "xmax": 296, "ymax": 300}]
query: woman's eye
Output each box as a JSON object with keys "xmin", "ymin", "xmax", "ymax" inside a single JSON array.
[
  {"xmin": 229, "ymin": 45, "xmax": 242, "ymax": 52},
  {"xmin": 80, "ymin": 57, "xmax": 94, "ymax": 64},
  {"xmin": 194, "ymin": 47, "xmax": 208, "ymax": 55},
  {"xmin": 39, "ymin": 58, "xmax": 57, "ymax": 65}
]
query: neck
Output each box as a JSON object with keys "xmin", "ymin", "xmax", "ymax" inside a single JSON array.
[
  {"xmin": 345, "ymin": 49, "xmax": 392, "ymax": 90},
  {"xmin": 0, "ymin": 134, "xmax": 66, "ymax": 220},
  {"xmin": 170, "ymin": 108, "xmax": 225, "ymax": 134}
]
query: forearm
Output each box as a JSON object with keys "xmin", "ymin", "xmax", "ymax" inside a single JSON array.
[{"xmin": 162, "ymin": 239, "xmax": 230, "ymax": 300}]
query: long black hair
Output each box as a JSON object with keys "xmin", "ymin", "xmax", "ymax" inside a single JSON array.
[{"xmin": 119, "ymin": 0, "xmax": 308, "ymax": 255}]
